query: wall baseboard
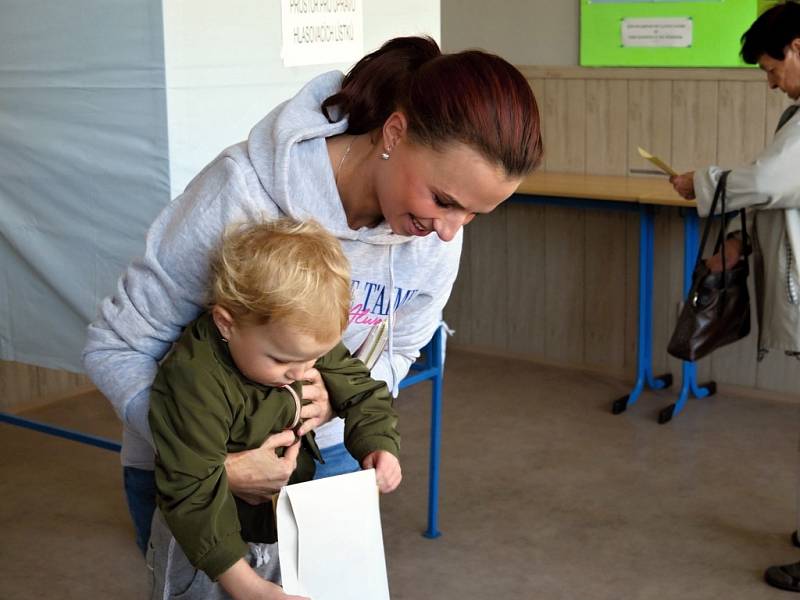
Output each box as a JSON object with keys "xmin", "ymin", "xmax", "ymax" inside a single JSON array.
[{"xmin": 448, "ymin": 343, "xmax": 800, "ymax": 405}]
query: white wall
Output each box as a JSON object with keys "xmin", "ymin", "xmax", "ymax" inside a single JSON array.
[
  {"xmin": 441, "ymin": 0, "xmax": 578, "ymax": 66},
  {"xmin": 163, "ymin": 1, "xmax": 440, "ymax": 196}
]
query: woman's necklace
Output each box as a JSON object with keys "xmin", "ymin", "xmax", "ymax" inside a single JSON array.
[{"xmin": 335, "ymin": 136, "xmax": 355, "ymax": 185}]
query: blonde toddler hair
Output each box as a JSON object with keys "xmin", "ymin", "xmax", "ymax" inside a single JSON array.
[{"xmin": 210, "ymin": 218, "xmax": 351, "ymax": 342}]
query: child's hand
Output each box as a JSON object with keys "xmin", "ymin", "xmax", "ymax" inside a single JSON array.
[
  {"xmin": 251, "ymin": 578, "xmax": 309, "ymax": 600},
  {"xmin": 248, "ymin": 577, "xmax": 309, "ymax": 600},
  {"xmin": 218, "ymin": 558, "xmax": 310, "ymax": 600},
  {"xmin": 361, "ymin": 450, "xmax": 402, "ymax": 493}
]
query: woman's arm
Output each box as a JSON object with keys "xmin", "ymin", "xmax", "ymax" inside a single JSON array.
[
  {"xmin": 82, "ymin": 157, "xmax": 258, "ymax": 442},
  {"xmin": 693, "ymin": 124, "xmax": 800, "ymax": 215},
  {"xmin": 225, "ymin": 431, "xmax": 301, "ymax": 504}
]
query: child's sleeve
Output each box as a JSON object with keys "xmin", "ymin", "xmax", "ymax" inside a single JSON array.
[
  {"xmin": 148, "ymin": 360, "xmax": 249, "ymax": 581},
  {"xmin": 316, "ymin": 343, "xmax": 401, "ymax": 461}
]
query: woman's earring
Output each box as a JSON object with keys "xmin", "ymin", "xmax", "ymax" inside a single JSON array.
[
  {"xmin": 221, "ymin": 337, "xmax": 229, "ymax": 343},
  {"xmin": 380, "ymin": 149, "xmax": 390, "ymax": 160}
]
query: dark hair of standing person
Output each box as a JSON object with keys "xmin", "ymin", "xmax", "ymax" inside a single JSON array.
[{"xmin": 741, "ymin": 1, "xmax": 800, "ymax": 64}]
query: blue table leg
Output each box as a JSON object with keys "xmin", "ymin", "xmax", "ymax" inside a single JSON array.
[
  {"xmin": 612, "ymin": 205, "xmax": 673, "ymax": 415},
  {"xmin": 657, "ymin": 210, "xmax": 717, "ymax": 424},
  {"xmin": 424, "ymin": 326, "xmax": 443, "ymax": 539}
]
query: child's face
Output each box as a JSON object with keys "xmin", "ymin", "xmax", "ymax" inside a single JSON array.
[{"xmin": 216, "ymin": 311, "xmax": 338, "ymax": 387}]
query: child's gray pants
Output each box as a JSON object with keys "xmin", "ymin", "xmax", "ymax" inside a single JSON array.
[{"xmin": 147, "ymin": 509, "xmax": 281, "ymax": 600}]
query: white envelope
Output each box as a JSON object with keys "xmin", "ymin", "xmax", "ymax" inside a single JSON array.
[{"xmin": 277, "ymin": 469, "xmax": 391, "ymax": 600}]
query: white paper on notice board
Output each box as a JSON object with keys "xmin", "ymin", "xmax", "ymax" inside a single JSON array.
[
  {"xmin": 277, "ymin": 469, "xmax": 390, "ymax": 600},
  {"xmin": 621, "ymin": 17, "xmax": 693, "ymax": 48},
  {"xmin": 280, "ymin": 0, "xmax": 364, "ymax": 67}
]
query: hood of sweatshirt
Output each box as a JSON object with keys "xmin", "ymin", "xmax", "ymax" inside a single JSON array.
[{"xmin": 246, "ymin": 70, "xmax": 410, "ymax": 246}]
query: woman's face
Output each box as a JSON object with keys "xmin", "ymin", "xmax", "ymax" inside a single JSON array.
[
  {"xmin": 374, "ymin": 138, "xmax": 522, "ymax": 242},
  {"xmin": 759, "ymin": 39, "xmax": 800, "ymax": 100}
]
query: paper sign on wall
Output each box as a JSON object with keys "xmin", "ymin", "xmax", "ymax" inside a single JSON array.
[
  {"xmin": 280, "ymin": 0, "xmax": 364, "ymax": 67},
  {"xmin": 277, "ymin": 469, "xmax": 391, "ymax": 600},
  {"xmin": 621, "ymin": 17, "xmax": 693, "ymax": 48}
]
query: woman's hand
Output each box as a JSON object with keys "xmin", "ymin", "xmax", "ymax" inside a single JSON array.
[
  {"xmin": 361, "ymin": 451, "xmax": 402, "ymax": 493},
  {"xmin": 705, "ymin": 238, "xmax": 743, "ymax": 273},
  {"xmin": 225, "ymin": 430, "xmax": 300, "ymax": 505},
  {"xmin": 670, "ymin": 171, "xmax": 696, "ymax": 200},
  {"xmin": 296, "ymin": 367, "xmax": 335, "ymax": 436}
]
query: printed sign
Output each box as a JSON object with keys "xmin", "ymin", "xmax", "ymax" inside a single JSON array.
[
  {"xmin": 281, "ymin": 0, "xmax": 364, "ymax": 67},
  {"xmin": 621, "ymin": 17, "xmax": 693, "ymax": 48}
]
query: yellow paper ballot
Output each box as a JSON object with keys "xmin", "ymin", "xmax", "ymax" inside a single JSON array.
[{"xmin": 637, "ymin": 146, "xmax": 678, "ymax": 177}]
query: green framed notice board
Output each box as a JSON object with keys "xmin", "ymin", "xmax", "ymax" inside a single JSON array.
[{"xmin": 581, "ymin": 0, "xmax": 779, "ymax": 67}]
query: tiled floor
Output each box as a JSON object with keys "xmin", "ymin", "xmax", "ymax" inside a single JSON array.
[{"xmin": 2, "ymin": 349, "xmax": 798, "ymax": 599}]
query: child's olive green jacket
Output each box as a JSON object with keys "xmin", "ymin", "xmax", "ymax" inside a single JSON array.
[{"xmin": 148, "ymin": 312, "xmax": 400, "ymax": 580}]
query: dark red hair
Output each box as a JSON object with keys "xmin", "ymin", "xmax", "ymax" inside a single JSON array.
[{"xmin": 322, "ymin": 36, "xmax": 542, "ymax": 177}]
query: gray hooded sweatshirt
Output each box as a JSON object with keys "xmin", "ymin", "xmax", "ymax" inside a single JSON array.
[{"xmin": 83, "ymin": 71, "xmax": 462, "ymax": 469}]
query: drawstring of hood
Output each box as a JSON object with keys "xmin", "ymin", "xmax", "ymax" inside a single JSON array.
[{"xmin": 282, "ymin": 384, "xmax": 303, "ymax": 430}]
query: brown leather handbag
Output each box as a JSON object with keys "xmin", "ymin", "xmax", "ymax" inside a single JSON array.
[{"xmin": 667, "ymin": 171, "xmax": 751, "ymax": 362}]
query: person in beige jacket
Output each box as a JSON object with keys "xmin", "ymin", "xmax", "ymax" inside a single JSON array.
[{"xmin": 670, "ymin": 2, "xmax": 800, "ymax": 592}]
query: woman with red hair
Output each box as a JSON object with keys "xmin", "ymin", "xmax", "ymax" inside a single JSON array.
[{"xmin": 84, "ymin": 35, "xmax": 543, "ymax": 577}]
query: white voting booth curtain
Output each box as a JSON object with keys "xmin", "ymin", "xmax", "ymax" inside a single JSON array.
[
  {"xmin": 0, "ymin": 0, "xmax": 440, "ymax": 374},
  {"xmin": 0, "ymin": 0, "xmax": 170, "ymax": 371}
]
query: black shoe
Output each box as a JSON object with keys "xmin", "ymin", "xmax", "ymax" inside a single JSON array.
[
  {"xmin": 765, "ymin": 561, "xmax": 800, "ymax": 592},
  {"xmin": 793, "ymin": 530, "xmax": 800, "ymax": 549}
]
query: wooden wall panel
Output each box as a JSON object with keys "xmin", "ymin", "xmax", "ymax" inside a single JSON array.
[
  {"xmin": 467, "ymin": 207, "xmax": 508, "ymax": 350},
  {"xmin": 717, "ymin": 81, "xmax": 768, "ymax": 163},
  {"xmin": 586, "ymin": 80, "xmax": 629, "ymax": 176},
  {"xmin": 505, "ymin": 203, "xmax": 547, "ymax": 357},
  {"xmin": 0, "ymin": 361, "xmax": 90, "ymax": 412},
  {"xmin": 583, "ymin": 210, "xmax": 627, "ymax": 369},
  {"xmin": 542, "ymin": 79, "xmax": 586, "ymax": 172},
  {"xmin": 628, "ymin": 80, "xmax": 672, "ymax": 177},
  {"xmin": 582, "ymin": 79, "xmax": 629, "ymax": 375},
  {"xmin": 543, "ymin": 206, "xmax": 585, "ymax": 362},
  {"xmin": 671, "ymin": 81, "xmax": 719, "ymax": 173}
]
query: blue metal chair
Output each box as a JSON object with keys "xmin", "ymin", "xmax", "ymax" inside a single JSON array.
[{"xmin": 398, "ymin": 324, "xmax": 446, "ymax": 539}]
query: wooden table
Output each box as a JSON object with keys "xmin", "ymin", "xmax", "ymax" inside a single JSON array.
[{"xmin": 512, "ymin": 172, "xmax": 713, "ymax": 423}]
